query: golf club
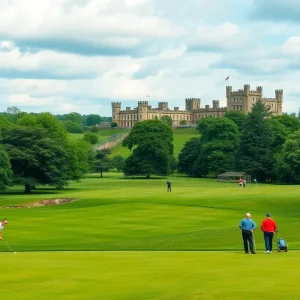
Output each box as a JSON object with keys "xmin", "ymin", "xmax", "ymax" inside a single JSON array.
[
  {"xmin": 1, "ymin": 240, "xmax": 16, "ymax": 253},
  {"xmin": 252, "ymin": 231, "xmax": 256, "ymax": 252}
]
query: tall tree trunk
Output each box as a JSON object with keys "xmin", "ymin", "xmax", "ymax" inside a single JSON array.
[
  {"xmin": 24, "ymin": 183, "xmax": 31, "ymax": 193},
  {"xmin": 100, "ymin": 170, "xmax": 103, "ymax": 177}
]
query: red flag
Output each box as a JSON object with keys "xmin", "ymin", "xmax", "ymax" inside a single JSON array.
[{"xmin": 225, "ymin": 76, "xmax": 229, "ymax": 81}]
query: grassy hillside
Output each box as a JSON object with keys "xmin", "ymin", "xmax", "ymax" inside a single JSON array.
[
  {"xmin": 110, "ymin": 127, "xmax": 199, "ymax": 158},
  {"xmin": 69, "ymin": 128, "xmax": 127, "ymax": 143}
]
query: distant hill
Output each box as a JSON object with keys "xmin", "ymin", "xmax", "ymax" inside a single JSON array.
[{"xmin": 110, "ymin": 127, "xmax": 199, "ymax": 158}]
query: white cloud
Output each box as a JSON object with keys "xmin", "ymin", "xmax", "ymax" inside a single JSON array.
[
  {"xmin": 283, "ymin": 37, "xmax": 300, "ymax": 55},
  {"xmin": 0, "ymin": 0, "xmax": 299, "ymax": 116}
]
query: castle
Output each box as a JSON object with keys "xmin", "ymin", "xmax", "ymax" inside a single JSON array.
[{"xmin": 112, "ymin": 85, "xmax": 283, "ymax": 128}]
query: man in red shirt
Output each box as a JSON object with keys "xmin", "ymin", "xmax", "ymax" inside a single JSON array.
[{"xmin": 261, "ymin": 213, "xmax": 277, "ymax": 254}]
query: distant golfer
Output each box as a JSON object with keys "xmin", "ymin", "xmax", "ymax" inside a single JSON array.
[
  {"xmin": 261, "ymin": 213, "xmax": 277, "ymax": 254},
  {"xmin": 167, "ymin": 180, "xmax": 171, "ymax": 192},
  {"xmin": 0, "ymin": 219, "xmax": 8, "ymax": 240},
  {"xmin": 239, "ymin": 213, "xmax": 256, "ymax": 254},
  {"xmin": 238, "ymin": 178, "xmax": 243, "ymax": 189},
  {"xmin": 243, "ymin": 179, "xmax": 246, "ymax": 188}
]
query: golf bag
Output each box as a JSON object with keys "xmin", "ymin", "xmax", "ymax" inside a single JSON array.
[{"xmin": 276, "ymin": 231, "xmax": 288, "ymax": 252}]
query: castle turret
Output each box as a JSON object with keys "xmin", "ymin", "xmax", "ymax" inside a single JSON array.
[
  {"xmin": 275, "ymin": 89, "xmax": 283, "ymax": 115},
  {"xmin": 138, "ymin": 101, "xmax": 148, "ymax": 121},
  {"xmin": 111, "ymin": 102, "xmax": 121, "ymax": 127},
  {"xmin": 226, "ymin": 86, "xmax": 233, "ymax": 111},
  {"xmin": 185, "ymin": 98, "xmax": 200, "ymax": 110},
  {"xmin": 213, "ymin": 100, "xmax": 220, "ymax": 109},
  {"xmin": 158, "ymin": 102, "xmax": 168, "ymax": 111}
]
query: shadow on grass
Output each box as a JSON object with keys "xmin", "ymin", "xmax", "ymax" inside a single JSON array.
[{"xmin": 0, "ymin": 187, "xmax": 78, "ymax": 196}]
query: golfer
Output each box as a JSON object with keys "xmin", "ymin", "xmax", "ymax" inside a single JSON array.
[
  {"xmin": 261, "ymin": 213, "xmax": 277, "ymax": 254},
  {"xmin": 239, "ymin": 213, "xmax": 256, "ymax": 254},
  {"xmin": 0, "ymin": 219, "xmax": 8, "ymax": 240},
  {"xmin": 167, "ymin": 180, "xmax": 171, "ymax": 192},
  {"xmin": 238, "ymin": 178, "xmax": 243, "ymax": 189}
]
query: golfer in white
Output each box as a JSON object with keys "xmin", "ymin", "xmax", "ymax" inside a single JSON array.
[{"xmin": 0, "ymin": 219, "xmax": 8, "ymax": 240}]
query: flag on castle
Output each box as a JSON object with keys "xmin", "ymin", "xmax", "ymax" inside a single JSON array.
[{"xmin": 225, "ymin": 76, "xmax": 229, "ymax": 81}]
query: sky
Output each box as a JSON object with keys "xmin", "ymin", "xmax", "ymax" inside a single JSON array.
[{"xmin": 0, "ymin": 0, "xmax": 300, "ymax": 116}]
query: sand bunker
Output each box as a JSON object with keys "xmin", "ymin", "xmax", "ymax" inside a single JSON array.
[{"xmin": 2, "ymin": 198, "xmax": 77, "ymax": 208}]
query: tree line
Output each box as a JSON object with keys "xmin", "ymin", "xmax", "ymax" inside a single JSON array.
[
  {"xmin": 0, "ymin": 109, "xmax": 120, "ymax": 192},
  {"xmin": 178, "ymin": 102, "xmax": 300, "ymax": 183}
]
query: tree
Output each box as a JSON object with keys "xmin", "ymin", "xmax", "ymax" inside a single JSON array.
[
  {"xmin": 235, "ymin": 101, "xmax": 274, "ymax": 182},
  {"xmin": 111, "ymin": 122, "xmax": 118, "ymax": 128},
  {"xmin": 64, "ymin": 112, "xmax": 82, "ymax": 124},
  {"xmin": 224, "ymin": 111, "xmax": 247, "ymax": 131},
  {"xmin": 178, "ymin": 138, "xmax": 203, "ymax": 176},
  {"xmin": 273, "ymin": 114, "xmax": 300, "ymax": 134},
  {"xmin": 112, "ymin": 155, "xmax": 125, "ymax": 172},
  {"xmin": 123, "ymin": 138, "xmax": 173, "ymax": 177},
  {"xmin": 266, "ymin": 118, "xmax": 290, "ymax": 153},
  {"xmin": 62, "ymin": 120, "xmax": 84, "ymax": 133},
  {"xmin": 0, "ymin": 147, "xmax": 13, "ymax": 190},
  {"xmin": 1, "ymin": 126, "xmax": 70, "ymax": 192},
  {"xmin": 275, "ymin": 131, "xmax": 300, "ymax": 183},
  {"xmin": 196, "ymin": 117, "xmax": 239, "ymax": 176},
  {"xmin": 6, "ymin": 106, "xmax": 21, "ymax": 115},
  {"xmin": 86, "ymin": 114, "xmax": 101, "ymax": 126},
  {"xmin": 122, "ymin": 119, "xmax": 175, "ymax": 177},
  {"xmin": 83, "ymin": 132, "xmax": 99, "ymax": 144},
  {"xmin": 160, "ymin": 115, "xmax": 173, "ymax": 127},
  {"xmin": 179, "ymin": 120, "xmax": 187, "ymax": 125},
  {"xmin": 94, "ymin": 149, "xmax": 114, "ymax": 177}
]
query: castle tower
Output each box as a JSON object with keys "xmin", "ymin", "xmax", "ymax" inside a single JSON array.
[
  {"xmin": 226, "ymin": 86, "xmax": 233, "ymax": 111},
  {"xmin": 158, "ymin": 102, "xmax": 168, "ymax": 111},
  {"xmin": 185, "ymin": 98, "xmax": 200, "ymax": 111},
  {"xmin": 111, "ymin": 102, "xmax": 121, "ymax": 127},
  {"xmin": 275, "ymin": 89, "xmax": 283, "ymax": 115},
  {"xmin": 138, "ymin": 101, "xmax": 149, "ymax": 121},
  {"xmin": 213, "ymin": 100, "xmax": 220, "ymax": 109}
]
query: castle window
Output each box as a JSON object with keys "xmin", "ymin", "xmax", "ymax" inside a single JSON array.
[
  {"xmin": 140, "ymin": 115, "xmax": 142, "ymax": 119},
  {"xmin": 113, "ymin": 115, "xmax": 115, "ymax": 119}
]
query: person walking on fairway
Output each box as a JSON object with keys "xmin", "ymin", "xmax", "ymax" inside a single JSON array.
[
  {"xmin": 261, "ymin": 213, "xmax": 277, "ymax": 254},
  {"xmin": 0, "ymin": 219, "xmax": 8, "ymax": 240},
  {"xmin": 238, "ymin": 178, "xmax": 243, "ymax": 189},
  {"xmin": 167, "ymin": 180, "xmax": 171, "ymax": 192},
  {"xmin": 239, "ymin": 213, "xmax": 256, "ymax": 254},
  {"xmin": 243, "ymin": 179, "xmax": 246, "ymax": 188}
]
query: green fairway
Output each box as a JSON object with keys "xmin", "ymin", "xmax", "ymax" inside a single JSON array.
[
  {"xmin": 1, "ymin": 173, "xmax": 299, "ymax": 251},
  {"xmin": 2, "ymin": 251, "xmax": 300, "ymax": 300},
  {"xmin": 1, "ymin": 173, "xmax": 300, "ymax": 299}
]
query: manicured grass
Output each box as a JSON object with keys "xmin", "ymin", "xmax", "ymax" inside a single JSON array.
[
  {"xmin": 1, "ymin": 173, "xmax": 300, "ymax": 299},
  {"xmin": 1, "ymin": 173, "xmax": 300, "ymax": 251},
  {"xmin": 2, "ymin": 251, "xmax": 300, "ymax": 300}
]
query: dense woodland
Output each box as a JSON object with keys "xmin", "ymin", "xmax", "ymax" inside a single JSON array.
[{"xmin": 0, "ymin": 102, "xmax": 300, "ymax": 193}]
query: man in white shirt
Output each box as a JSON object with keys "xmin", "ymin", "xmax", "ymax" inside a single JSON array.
[{"xmin": 0, "ymin": 220, "xmax": 8, "ymax": 240}]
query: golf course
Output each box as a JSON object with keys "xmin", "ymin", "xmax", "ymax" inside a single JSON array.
[{"xmin": 1, "ymin": 173, "xmax": 300, "ymax": 299}]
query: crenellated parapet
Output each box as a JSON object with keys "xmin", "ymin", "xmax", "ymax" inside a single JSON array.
[
  {"xmin": 138, "ymin": 101, "xmax": 149, "ymax": 106},
  {"xmin": 111, "ymin": 102, "xmax": 121, "ymax": 108}
]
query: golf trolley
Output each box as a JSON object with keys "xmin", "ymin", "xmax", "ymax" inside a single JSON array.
[{"xmin": 276, "ymin": 231, "xmax": 288, "ymax": 252}]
